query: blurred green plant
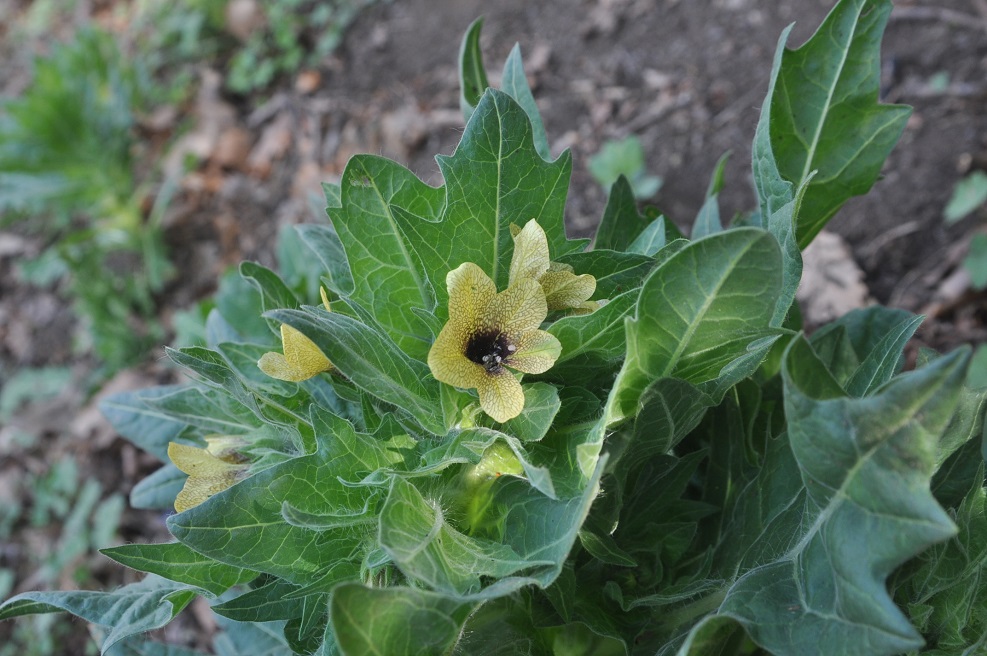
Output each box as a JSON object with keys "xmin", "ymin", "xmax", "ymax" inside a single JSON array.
[
  {"xmin": 129, "ymin": 0, "xmax": 228, "ymax": 102},
  {"xmin": 945, "ymin": 170, "xmax": 987, "ymax": 225},
  {"xmin": 0, "ymin": 28, "xmax": 171, "ymax": 374},
  {"xmin": 588, "ymin": 135, "xmax": 663, "ymax": 200},
  {"xmin": 0, "ymin": 454, "xmax": 123, "ymax": 656},
  {"xmin": 0, "ymin": 366, "xmax": 73, "ymax": 423},
  {"xmin": 226, "ymin": 0, "xmax": 384, "ymax": 93},
  {"xmin": 943, "ymin": 170, "xmax": 987, "ymax": 385}
]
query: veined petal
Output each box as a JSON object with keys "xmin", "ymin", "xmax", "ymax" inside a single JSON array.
[
  {"xmin": 428, "ymin": 322, "xmax": 487, "ymax": 389},
  {"xmin": 447, "ymin": 262, "xmax": 497, "ymax": 331},
  {"xmin": 168, "ymin": 442, "xmax": 247, "ymax": 513},
  {"xmin": 487, "ymin": 278, "xmax": 548, "ymax": 339},
  {"xmin": 541, "ymin": 268, "xmax": 597, "ymax": 311},
  {"xmin": 283, "ymin": 324, "xmax": 331, "ymax": 374},
  {"xmin": 258, "ymin": 324, "xmax": 331, "ymax": 382},
  {"xmin": 509, "ymin": 219, "xmax": 551, "ymax": 285},
  {"xmin": 476, "ymin": 369, "xmax": 525, "ymax": 422},
  {"xmin": 507, "ymin": 330, "xmax": 561, "ymax": 374}
]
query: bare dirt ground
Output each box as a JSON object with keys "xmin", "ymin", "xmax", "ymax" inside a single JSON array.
[{"xmin": 1, "ymin": 0, "xmax": 986, "ymax": 651}]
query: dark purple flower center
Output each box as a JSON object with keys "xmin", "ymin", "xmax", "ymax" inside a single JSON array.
[{"xmin": 465, "ymin": 330, "xmax": 515, "ymax": 373}]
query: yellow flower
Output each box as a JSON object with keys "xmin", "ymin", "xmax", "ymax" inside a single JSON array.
[
  {"xmin": 428, "ymin": 262, "xmax": 561, "ymax": 422},
  {"xmin": 510, "ymin": 219, "xmax": 597, "ymax": 312},
  {"xmin": 168, "ymin": 437, "xmax": 250, "ymax": 513},
  {"xmin": 258, "ymin": 288, "xmax": 333, "ymax": 382}
]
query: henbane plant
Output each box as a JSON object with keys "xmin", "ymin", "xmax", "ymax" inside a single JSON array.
[{"xmin": 3, "ymin": 1, "xmax": 986, "ymax": 654}]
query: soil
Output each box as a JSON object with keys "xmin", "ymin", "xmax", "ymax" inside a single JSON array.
[{"xmin": 1, "ymin": 0, "xmax": 986, "ymax": 651}]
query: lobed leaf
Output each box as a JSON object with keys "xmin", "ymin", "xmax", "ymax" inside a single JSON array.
[
  {"xmin": 709, "ymin": 340, "xmax": 968, "ymax": 655},
  {"xmin": 756, "ymin": 0, "xmax": 910, "ymax": 249},
  {"xmin": 330, "ymin": 155, "xmax": 443, "ymax": 359}
]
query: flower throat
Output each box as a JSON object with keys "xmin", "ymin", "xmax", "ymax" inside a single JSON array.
[{"xmin": 465, "ymin": 330, "xmax": 515, "ymax": 373}]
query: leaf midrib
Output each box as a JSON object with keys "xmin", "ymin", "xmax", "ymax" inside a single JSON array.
[
  {"xmin": 366, "ymin": 165, "xmax": 431, "ymax": 310},
  {"xmin": 796, "ymin": 4, "xmax": 863, "ymax": 185},
  {"xmin": 659, "ymin": 238, "xmax": 759, "ymax": 379}
]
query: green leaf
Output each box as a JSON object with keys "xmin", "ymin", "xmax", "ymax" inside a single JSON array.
[
  {"xmin": 690, "ymin": 153, "xmax": 729, "ymax": 239},
  {"xmin": 705, "ymin": 151, "xmax": 730, "ymax": 198},
  {"xmin": 130, "ymin": 464, "xmax": 185, "ymax": 510},
  {"xmin": 672, "ymin": 615, "xmax": 749, "ymax": 656},
  {"xmin": 549, "ymin": 289, "xmax": 637, "ymax": 365},
  {"xmin": 100, "ymin": 386, "xmax": 191, "ymax": 461},
  {"xmin": 0, "ymin": 575, "xmax": 197, "ymax": 652},
  {"xmin": 322, "ymin": 182, "xmax": 341, "ymax": 209},
  {"xmin": 758, "ymin": 0, "xmax": 911, "ymax": 248},
  {"xmin": 213, "ymin": 618, "xmax": 292, "ymax": 656},
  {"xmin": 379, "ymin": 477, "xmax": 535, "ymax": 596},
  {"xmin": 555, "ymin": 250, "xmax": 654, "ymax": 299},
  {"xmin": 750, "ymin": 20, "xmax": 807, "ymax": 326},
  {"xmin": 458, "ymin": 17, "xmax": 489, "ymax": 122},
  {"xmin": 212, "ymin": 268, "xmax": 272, "ymax": 344},
  {"xmin": 395, "ymin": 90, "xmax": 577, "ymax": 301},
  {"xmin": 101, "ymin": 543, "xmax": 257, "ymax": 597},
  {"xmin": 945, "ymin": 170, "xmax": 987, "ymax": 223},
  {"xmin": 626, "ymin": 217, "xmax": 668, "ymax": 256},
  {"xmin": 594, "ymin": 176, "xmax": 649, "ymax": 251},
  {"xmin": 897, "ymin": 466, "xmax": 987, "ymax": 652},
  {"xmin": 964, "ymin": 232, "xmax": 987, "ymax": 289},
  {"xmin": 690, "ymin": 195, "xmax": 722, "ymax": 240},
  {"xmin": 588, "ymin": 137, "xmax": 661, "ymax": 200},
  {"xmin": 500, "ymin": 383, "xmax": 561, "ymax": 443},
  {"xmin": 144, "ymin": 385, "xmax": 262, "ymax": 436},
  {"xmin": 578, "ymin": 530, "xmax": 636, "ymax": 567},
  {"xmin": 295, "ymin": 223, "xmax": 354, "ymax": 297},
  {"xmin": 331, "ymin": 583, "xmax": 474, "ymax": 656},
  {"xmin": 502, "ymin": 44, "xmax": 551, "ymax": 161},
  {"xmin": 843, "ymin": 313, "xmax": 923, "ymax": 396},
  {"xmin": 810, "ymin": 306, "xmax": 918, "ymax": 391},
  {"xmin": 606, "ymin": 229, "xmax": 782, "ymax": 424},
  {"xmin": 168, "ymin": 408, "xmax": 403, "ymax": 584},
  {"xmin": 711, "ymin": 340, "xmax": 969, "ymax": 655},
  {"xmin": 458, "ymin": 19, "xmax": 550, "ymax": 160},
  {"xmin": 631, "ymin": 377, "xmax": 713, "ymax": 459},
  {"xmin": 240, "ymin": 261, "xmax": 299, "ymax": 326},
  {"xmin": 105, "ymin": 637, "xmax": 212, "ymax": 656},
  {"xmin": 212, "ymin": 579, "xmax": 308, "ymax": 623},
  {"xmin": 270, "ymin": 307, "xmax": 443, "ymax": 435},
  {"xmin": 332, "ymin": 155, "xmax": 443, "ymax": 358}
]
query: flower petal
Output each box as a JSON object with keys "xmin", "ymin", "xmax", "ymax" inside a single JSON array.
[
  {"xmin": 428, "ymin": 321, "xmax": 487, "ymax": 389},
  {"xmin": 509, "ymin": 219, "xmax": 550, "ymax": 286},
  {"xmin": 487, "ymin": 277, "xmax": 548, "ymax": 338},
  {"xmin": 258, "ymin": 324, "xmax": 331, "ymax": 382},
  {"xmin": 168, "ymin": 442, "xmax": 246, "ymax": 512},
  {"xmin": 283, "ymin": 324, "xmax": 331, "ymax": 375},
  {"xmin": 477, "ymin": 369, "xmax": 525, "ymax": 422},
  {"xmin": 541, "ymin": 268, "xmax": 597, "ymax": 311},
  {"xmin": 447, "ymin": 262, "xmax": 497, "ymax": 330},
  {"xmin": 258, "ymin": 352, "xmax": 300, "ymax": 381},
  {"xmin": 507, "ymin": 330, "xmax": 561, "ymax": 374}
]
